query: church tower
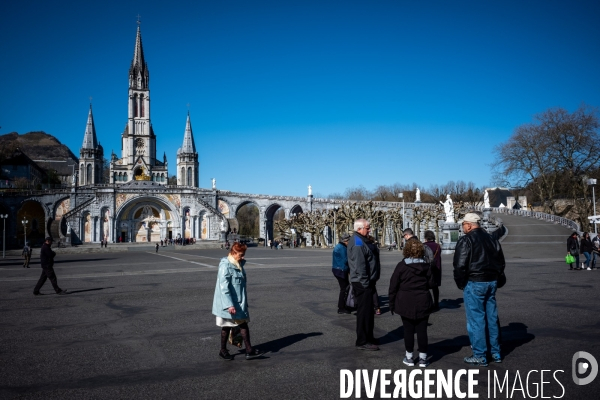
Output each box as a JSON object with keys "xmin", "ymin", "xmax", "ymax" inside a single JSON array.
[
  {"xmin": 110, "ymin": 23, "xmax": 168, "ymax": 185},
  {"xmin": 79, "ymin": 104, "xmax": 103, "ymax": 186},
  {"xmin": 176, "ymin": 112, "xmax": 199, "ymax": 187}
]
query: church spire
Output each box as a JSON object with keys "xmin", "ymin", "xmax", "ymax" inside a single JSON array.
[
  {"xmin": 129, "ymin": 25, "xmax": 149, "ymax": 89},
  {"xmin": 180, "ymin": 112, "xmax": 196, "ymax": 153},
  {"xmin": 82, "ymin": 104, "xmax": 98, "ymax": 149}
]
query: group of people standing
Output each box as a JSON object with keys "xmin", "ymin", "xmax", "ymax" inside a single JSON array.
[
  {"xmin": 567, "ymin": 231, "xmax": 600, "ymax": 270},
  {"xmin": 332, "ymin": 214, "xmax": 505, "ymax": 368}
]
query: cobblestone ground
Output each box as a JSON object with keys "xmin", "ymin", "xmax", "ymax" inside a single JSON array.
[{"xmin": 0, "ymin": 213, "xmax": 598, "ymax": 399}]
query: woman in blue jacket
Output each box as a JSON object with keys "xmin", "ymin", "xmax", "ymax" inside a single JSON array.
[
  {"xmin": 332, "ymin": 233, "xmax": 352, "ymax": 314},
  {"xmin": 212, "ymin": 242, "xmax": 264, "ymax": 360}
]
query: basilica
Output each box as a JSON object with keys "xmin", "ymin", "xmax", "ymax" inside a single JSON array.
[{"xmin": 0, "ymin": 25, "xmax": 328, "ymax": 248}]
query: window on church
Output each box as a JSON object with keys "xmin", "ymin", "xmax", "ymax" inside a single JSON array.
[
  {"xmin": 123, "ymin": 173, "xmax": 128, "ymax": 181},
  {"xmin": 86, "ymin": 164, "xmax": 92, "ymax": 184},
  {"xmin": 133, "ymin": 94, "xmax": 138, "ymax": 118},
  {"xmin": 140, "ymin": 94, "xmax": 144, "ymax": 117},
  {"xmin": 187, "ymin": 167, "xmax": 192, "ymax": 186}
]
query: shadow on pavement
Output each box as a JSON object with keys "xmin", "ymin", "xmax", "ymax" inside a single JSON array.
[
  {"xmin": 259, "ymin": 332, "xmax": 323, "ymax": 353},
  {"xmin": 429, "ymin": 334, "xmax": 471, "ymax": 363},
  {"xmin": 67, "ymin": 287, "xmax": 115, "ymax": 294},
  {"xmin": 439, "ymin": 297, "xmax": 464, "ymax": 309},
  {"xmin": 500, "ymin": 322, "xmax": 535, "ymax": 358},
  {"xmin": 378, "ymin": 325, "xmax": 404, "ymax": 345}
]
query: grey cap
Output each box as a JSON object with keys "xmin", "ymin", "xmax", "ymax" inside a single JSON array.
[{"xmin": 340, "ymin": 233, "xmax": 351, "ymax": 242}]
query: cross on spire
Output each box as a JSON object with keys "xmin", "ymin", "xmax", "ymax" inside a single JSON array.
[{"xmin": 137, "ymin": 14, "xmax": 141, "ymax": 26}]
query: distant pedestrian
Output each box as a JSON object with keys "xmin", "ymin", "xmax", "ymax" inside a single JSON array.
[
  {"xmin": 33, "ymin": 237, "xmax": 67, "ymax": 296},
  {"xmin": 156, "ymin": 243, "xmax": 159, "ymax": 253},
  {"xmin": 332, "ymin": 233, "xmax": 352, "ymax": 314},
  {"xmin": 581, "ymin": 232, "xmax": 593, "ymax": 270},
  {"xmin": 161, "ymin": 239, "xmax": 164, "ymax": 247},
  {"xmin": 567, "ymin": 232, "xmax": 580, "ymax": 270},
  {"xmin": 22, "ymin": 242, "xmax": 32, "ymax": 268},
  {"xmin": 269, "ymin": 240, "xmax": 273, "ymax": 249}
]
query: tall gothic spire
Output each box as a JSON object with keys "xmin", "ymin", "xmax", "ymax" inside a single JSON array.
[
  {"xmin": 180, "ymin": 112, "xmax": 196, "ymax": 153},
  {"xmin": 129, "ymin": 25, "xmax": 149, "ymax": 89},
  {"xmin": 82, "ymin": 104, "xmax": 98, "ymax": 149}
]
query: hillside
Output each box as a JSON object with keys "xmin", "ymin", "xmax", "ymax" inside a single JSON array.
[{"xmin": 0, "ymin": 131, "xmax": 78, "ymax": 161}]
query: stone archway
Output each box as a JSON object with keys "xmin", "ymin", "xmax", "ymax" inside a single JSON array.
[
  {"xmin": 115, "ymin": 196, "xmax": 180, "ymax": 243},
  {"xmin": 235, "ymin": 201, "xmax": 260, "ymax": 239},
  {"xmin": 265, "ymin": 203, "xmax": 284, "ymax": 244},
  {"xmin": 17, "ymin": 200, "xmax": 46, "ymax": 246}
]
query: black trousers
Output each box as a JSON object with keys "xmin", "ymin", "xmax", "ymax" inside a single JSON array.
[
  {"xmin": 33, "ymin": 268, "xmax": 62, "ymax": 294},
  {"xmin": 352, "ymin": 283, "xmax": 375, "ymax": 346},
  {"xmin": 335, "ymin": 276, "xmax": 349, "ymax": 311},
  {"xmin": 401, "ymin": 315, "xmax": 429, "ymax": 353}
]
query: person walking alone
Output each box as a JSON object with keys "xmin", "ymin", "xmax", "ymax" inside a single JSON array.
[
  {"xmin": 22, "ymin": 242, "xmax": 32, "ymax": 268},
  {"xmin": 33, "ymin": 237, "xmax": 67, "ymax": 296}
]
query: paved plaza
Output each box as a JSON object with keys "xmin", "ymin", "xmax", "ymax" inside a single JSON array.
[{"xmin": 1, "ymin": 214, "xmax": 599, "ymax": 399}]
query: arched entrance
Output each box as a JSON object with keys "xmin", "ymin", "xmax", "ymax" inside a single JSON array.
[
  {"xmin": 17, "ymin": 200, "xmax": 46, "ymax": 246},
  {"xmin": 115, "ymin": 196, "xmax": 180, "ymax": 243},
  {"xmin": 265, "ymin": 203, "xmax": 284, "ymax": 244},
  {"xmin": 235, "ymin": 201, "xmax": 260, "ymax": 239}
]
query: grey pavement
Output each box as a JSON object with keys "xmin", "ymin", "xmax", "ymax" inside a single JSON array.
[{"xmin": 0, "ymin": 214, "xmax": 599, "ymax": 399}]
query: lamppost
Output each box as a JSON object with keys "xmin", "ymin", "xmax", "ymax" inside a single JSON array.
[
  {"xmin": 333, "ymin": 207, "xmax": 339, "ymax": 245},
  {"xmin": 0, "ymin": 214, "xmax": 7, "ymax": 258},
  {"xmin": 22, "ymin": 218, "xmax": 28, "ymax": 246},
  {"xmin": 397, "ymin": 193, "xmax": 405, "ymax": 229},
  {"xmin": 587, "ymin": 179, "xmax": 597, "ymax": 234}
]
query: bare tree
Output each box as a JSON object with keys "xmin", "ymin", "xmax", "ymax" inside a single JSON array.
[{"xmin": 493, "ymin": 105, "xmax": 600, "ymax": 227}]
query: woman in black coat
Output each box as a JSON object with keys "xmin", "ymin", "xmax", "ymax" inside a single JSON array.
[
  {"xmin": 581, "ymin": 232, "xmax": 594, "ymax": 270},
  {"xmin": 389, "ymin": 238, "xmax": 436, "ymax": 368},
  {"xmin": 567, "ymin": 232, "xmax": 580, "ymax": 270}
]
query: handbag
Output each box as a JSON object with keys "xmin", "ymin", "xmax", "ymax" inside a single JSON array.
[
  {"xmin": 345, "ymin": 285, "xmax": 355, "ymax": 308},
  {"xmin": 228, "ymin": 326, "xmax": 243, "ymax": 348},
  {"xmin": 565, "ymin": 254, "xmax": 575, "ymax": 264}
]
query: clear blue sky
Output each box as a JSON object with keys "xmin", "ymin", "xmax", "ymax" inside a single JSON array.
[{"xmin": 2, "ymin": 0, "xmax": 599, "ymax": 197}]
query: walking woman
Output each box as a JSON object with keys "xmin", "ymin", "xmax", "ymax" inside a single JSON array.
[
  {"xmin": 212, "ymin": 242, "xmax": 264, "ymax": 360},
  {"xmin": 567, "ymin": 232, "xmax": 580, "ymax": 270},
  {"xmin": 581, "ymin": 232, "xmax": 594, "ymax": 270},
  {"xmin": 389, "ymin": 238, "xmax": 436, "ymax": 367}
]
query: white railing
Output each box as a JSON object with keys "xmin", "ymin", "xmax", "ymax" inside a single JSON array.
[{"xmin": 477, "ymin": 207, "xmax": 580, "ymax": 232}]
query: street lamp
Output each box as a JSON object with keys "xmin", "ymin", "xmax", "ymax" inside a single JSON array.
[
  {"xmin": 0, "ymin": 214, "xmax": 7, "ymax": 258},
  {"xmin": 22, "ymin": 218, "xmax": 28, "ymax": 246},
  {"xmin": 397, "ymin": 193, "xmax": 405, "ymax": 229},
  {"xmin": 587, "ymin": 179, "xmax": 597, "ymax": 234}
]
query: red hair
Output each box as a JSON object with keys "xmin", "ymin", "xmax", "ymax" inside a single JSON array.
[{"xmin": 229, "ymin": 242, "xmax": 248, "ymax": 255}]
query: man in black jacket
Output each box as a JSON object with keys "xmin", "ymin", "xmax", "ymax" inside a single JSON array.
[
  {"xmin": 453, "ymin": 213, "xmax": 505, "ymax": 367},
  {"xmin": 347, "ymin": 218, "xmax": 380, "ymax": 351},
  {"xmin": 33, "ymin": 237, "xmax": 67, "ymax": 296}
]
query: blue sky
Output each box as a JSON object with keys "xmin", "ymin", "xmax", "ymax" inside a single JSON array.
[{"xmin": 1, "ymin": 0, "xmax": 599, "ymax": 197}]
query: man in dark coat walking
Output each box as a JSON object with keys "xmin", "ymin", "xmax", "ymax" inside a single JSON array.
[{"xmin": 33, "ymin": 237, "xmax": 67, "ymax": 295}]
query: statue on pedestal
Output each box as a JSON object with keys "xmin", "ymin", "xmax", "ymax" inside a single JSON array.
[
  {"xmin": 308, "ymin": 185, "xmax": 312, "ymax": 196},
  {"xmin": 415, "ymin": 187, "xmax": 421, "ymax": 202},
  {"xmin": 212, "ymin": 178, "xmax": 216, "ymax": 190},
  {"xmin": 484, "ymin": 190, "xmax": 490, "ymax": 208},
  {"xmin": 440, "ymin": 194, "xmax": 455, "ymax": 223},
  {"xmin": 220, "ymin": 218, "xmax": 228, "ymax": 232}
]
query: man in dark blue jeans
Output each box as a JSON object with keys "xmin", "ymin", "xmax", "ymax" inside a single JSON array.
[{"xmin": 453, "ymin": 213, "xmax": 505, "ymax": 367}]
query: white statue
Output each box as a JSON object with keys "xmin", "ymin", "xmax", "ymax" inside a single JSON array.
[
  {"xmin": 220, "ymin": 218, "xmax": 228, "ymax": 232},
  {"xmin": 212, "ymin": 178, "xmax": 216, "ymax": 190},
  {"xmin": 484, "ymin": 190, "xmax": 490, "ymax": 208},
  {"xmin": 66, "ymin": 221, "xmax": 71, "ymax": 234},
  {"xmin": 439, "ymin": 194, "xmax": 455, "ymax": 223},
  {"xmin": 308, "ymin": 185, "xmax": 312, "ymax": 196},
  {"xmin": 415, "ymin": 188, "xmax": 421, "ymax": 202},
  {"xmin": 71, "ymin": 172, "xmax": 77, "ymax": 187}
]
